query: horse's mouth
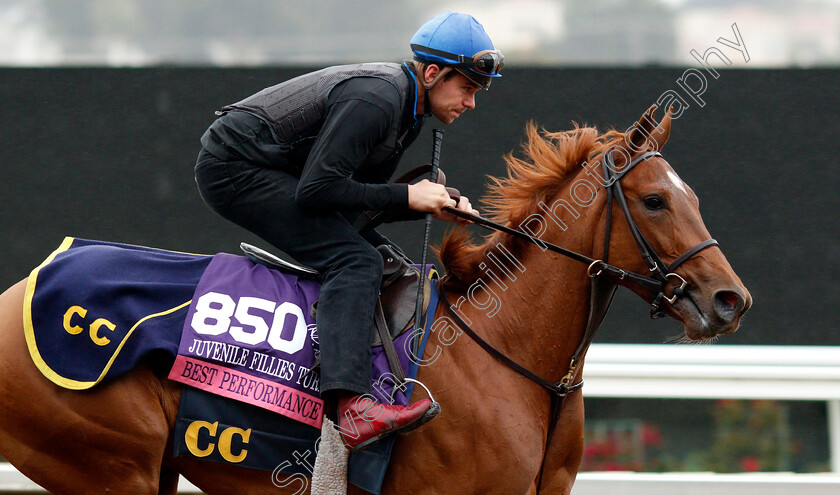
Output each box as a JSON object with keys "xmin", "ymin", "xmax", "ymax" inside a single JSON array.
[{"xmin": 672, "ymin": 289, "xmax": 738, "ymax": 340}]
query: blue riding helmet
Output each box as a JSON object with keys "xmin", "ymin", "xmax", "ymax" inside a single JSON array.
[{"xmin": 410, "ymin": 11, "xmax": 503, "ymax": 89}]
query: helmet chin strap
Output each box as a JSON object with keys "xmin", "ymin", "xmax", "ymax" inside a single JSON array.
[
  {"xmin": 420, "ymin": 67, "xmax": 451, "ymax": 118},
  {"xmin": 409, "ymin": 61, "xmax": 452, "ymax": 117},
  {"xmin": 422, "ymin": 86, "xmax": 432, "ymax": 117},
  {"xmin": 419, "ymin": 65, "xmax": 452, "ymax": 90}
]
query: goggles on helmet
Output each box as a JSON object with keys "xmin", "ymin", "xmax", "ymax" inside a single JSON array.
[
  {"xmin": 466, "ymin": 50, "xmax": 505, "ymax": 76},
  {"xmin": 411, "ymin": 44, "xmax": 504, "ymax": 77}
]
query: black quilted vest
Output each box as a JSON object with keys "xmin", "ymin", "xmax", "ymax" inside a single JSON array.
[{"xmin": 221, "ymin": 63, "xmax": 412, "ymax": 166}]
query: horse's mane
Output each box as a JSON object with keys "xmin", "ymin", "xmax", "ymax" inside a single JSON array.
[{"xmin": 438, "ymin": 122, "xmax": 625, "ymax": 290}]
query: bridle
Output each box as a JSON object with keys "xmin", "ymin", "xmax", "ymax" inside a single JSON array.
[
  {"xmin": 441, "ymin": 149, "xmax": 718, "ymax": 320},
  {"xmin": 437, "ymin": 147, "xmax": 719, "ymax": 489},
  {"xmin": 598, "ymin": 149, "xmax": 719, "ymax": 318}
]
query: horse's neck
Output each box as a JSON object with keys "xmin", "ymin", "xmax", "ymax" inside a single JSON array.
[{"xmin": 456, "ymin": 177, "xmax": 606, "ymax": 382}]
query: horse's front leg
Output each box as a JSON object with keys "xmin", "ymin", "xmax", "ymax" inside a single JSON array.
[{"xmin": 534, "ymin": 389, "xmax": 585, "ymax": 495}]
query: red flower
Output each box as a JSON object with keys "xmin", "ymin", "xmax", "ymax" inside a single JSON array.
[
  {"xmin": 740, "ymin": 456, "xmax": 761, "ymax": 472},
  {"xmin": 641, "ymin": 424, "xmax": 663, "ymax": 447},
  {"xmin": 603, "ymin": 462, "xmax": 627, "ymax": 471}
]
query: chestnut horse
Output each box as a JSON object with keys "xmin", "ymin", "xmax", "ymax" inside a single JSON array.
[{"xmin": 0, "ymin": 106, "xmax": 750, "ymax": 494}]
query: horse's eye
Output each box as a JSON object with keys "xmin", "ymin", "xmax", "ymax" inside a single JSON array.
[{"xmin": 643, "ymin": 195, "xmax": 666, "ymax": 211}]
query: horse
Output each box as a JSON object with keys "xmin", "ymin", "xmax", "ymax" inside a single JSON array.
[{"xmin": 0, "ymin": 105, "xmax": 750, "ymax": 494}]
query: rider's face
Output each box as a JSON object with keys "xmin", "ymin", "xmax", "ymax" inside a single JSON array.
[{"xmin": 426, "ymin": 69, "xmax": 481, "ymax": 124}]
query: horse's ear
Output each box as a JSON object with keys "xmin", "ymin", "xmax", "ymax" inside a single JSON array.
[
  {"xmin": 651, "ymin": 107, "xmax": 673, "ymax": 151},
  {"xmin": 627, "ymin": 105, "xmax": 658, "ymax": 151},
  {"xmin": 627, "ymin": 105, "xmax": 673, "ymax": 152}
]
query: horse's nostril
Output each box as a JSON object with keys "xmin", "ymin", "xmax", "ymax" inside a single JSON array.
[{"xmin": 714, "ymin": 290, "xmax": 742, "ymax": 319}]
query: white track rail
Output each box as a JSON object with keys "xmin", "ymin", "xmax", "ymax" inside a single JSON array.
[
  {"xmin": 582, "ymin": 344, "xmax": 840, "ymax": 473},
  {"xmin": 574, "ymin": 472, "xmax": 840, "ymax": 494}
]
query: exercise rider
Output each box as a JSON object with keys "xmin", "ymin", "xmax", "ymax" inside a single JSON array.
[{"xmin": 194, "ymin": 11, "xmax": 503, "ymax": 451}]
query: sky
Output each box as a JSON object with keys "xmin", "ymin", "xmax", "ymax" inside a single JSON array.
[{"xmin": 0, "ymin": 0, "xmax": 837, "ymax": 67}]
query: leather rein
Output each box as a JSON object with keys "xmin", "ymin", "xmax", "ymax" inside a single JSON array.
[{"xmin": 437, "ymin": 149, "xmax": 719, "ymax": 489}]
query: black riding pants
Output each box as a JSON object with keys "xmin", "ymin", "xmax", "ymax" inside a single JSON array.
[{"xmin": 194, "ymin": 147, "xmax": 381, "ymax": 396}]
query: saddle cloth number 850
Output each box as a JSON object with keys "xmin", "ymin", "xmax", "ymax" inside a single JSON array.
[{"xmin": 191, "ymin": 291, "xmax": 309, "ymax": 355}]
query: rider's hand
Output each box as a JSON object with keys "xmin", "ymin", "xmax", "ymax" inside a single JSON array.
[
  {"xmin": 407, "ymin": 180, "xmax": 477, "ymax": 225},
  {"xmin": 435, "ymin": 195, "xmax": 478, "ymax": 225},
  {"xmin": 408, "ymin": 180, "xmax": 457, "ymax": 213}
]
